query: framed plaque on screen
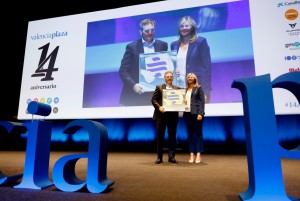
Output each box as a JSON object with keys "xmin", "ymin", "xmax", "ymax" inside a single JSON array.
[{"xmin": 139, "ymin": 51, "xmax": 178, "ymax": 92}]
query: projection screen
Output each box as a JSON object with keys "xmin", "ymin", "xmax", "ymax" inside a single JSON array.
[{"xmin": 17, "ymin": 0, "xmax": 300, "ymax": 119}]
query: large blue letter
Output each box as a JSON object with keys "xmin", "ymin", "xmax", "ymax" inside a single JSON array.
[
  {"xmin": 0, "ymin": 121, "xmax": 26, "ymax": 185},
  {"xmin": 15, "ymin": 101, "xmax": 53, "ymax": 189},
  {"xmin": 232, "ymin": 72, "xmax": 300, "ymax": 201},
  {"xmin": 52, "ymin": 120, "xmax": 115, "ymax": 193},
  {"xmin": 14, "ymin": 120, "xmax": 53, "ymax": 189}
]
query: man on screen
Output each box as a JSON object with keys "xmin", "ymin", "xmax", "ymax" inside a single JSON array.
[{"xmin": 119, "ymin": 18, "xmax": 168, "ymax": 106}]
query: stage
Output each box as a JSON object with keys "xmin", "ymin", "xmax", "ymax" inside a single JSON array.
[{"xmin": 0, "ymin": 151, "xmax": 299, "ymax": 201}]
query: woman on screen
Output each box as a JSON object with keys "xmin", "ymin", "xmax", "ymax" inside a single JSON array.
[{"xmin": 171, "ymin": 16, "xmax": 212, "ymax": 103}]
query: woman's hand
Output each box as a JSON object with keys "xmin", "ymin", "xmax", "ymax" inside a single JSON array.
[{"xmin": 197, "ymin": 114, "xmax": 203, "ymax": 121}]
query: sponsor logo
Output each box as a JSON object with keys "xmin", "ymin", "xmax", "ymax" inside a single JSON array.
[
  {"xmin": 47, "ymin": 98, "xmax": 52, "ymax": 104},
  {"xmin": 288, "ymin": 67, "xmax": 300, "ymax": 72},
  {"xmin": 277, "ymin": 1, "xmax": 300, "ymax": 7},
  {"xmin": 284, "ymin": 55, "xmax": 300, "ymax": 60},
  {"xmin": 285, "ymin": 41, "xmax": 300, "ymax": 49},
  {"xmin": 25, "ymin": 97, "xmax": 58, "ymax": 112},
  {"xmin": 53, "ymin": 107, "xmax": 59, "ymax": 114},
  {"xmin": 285, "ymin": 9, "xmax": 298, "ymax": 20},
  {"xmin": 54, "ymin": 97, "xmax": 59, "ymax": 104},
  {"xmin": 286, "ymin": 23, "xmax": 300, "ymax": 36},
  {"xmin": 278, "ymin": 2, "xmax": 285, "ymax": 7},
  {"xmin": 289, "ymin": 23, "xmax": 297, "ymax": 28}
]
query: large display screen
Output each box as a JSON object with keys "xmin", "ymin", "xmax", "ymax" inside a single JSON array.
[{"xmin": 17, "ymin": 0, "xmax": 300, "ymax": 119}]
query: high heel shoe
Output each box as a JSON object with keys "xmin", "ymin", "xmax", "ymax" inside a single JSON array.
[
  {"xmin": 195, "ymin": 153, "xmax": 201, "ymax": 164},
  {"xmin": 188, "ymin": 153, "xmax": 195, "ymax": 163}
]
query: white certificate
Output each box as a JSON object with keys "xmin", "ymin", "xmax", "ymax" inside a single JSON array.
[
  {"xmin": 139, "ymin": 51, "xmax": 177, "ymax": 92},
  {"xmin": 162, "ymin": 89, "xmax": 186, "ymax": 111}
]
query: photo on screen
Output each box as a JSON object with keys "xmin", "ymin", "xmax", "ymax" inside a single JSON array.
[{"xmin": 82, "ymin": 0, "xmax": 255, "ymax": 108}]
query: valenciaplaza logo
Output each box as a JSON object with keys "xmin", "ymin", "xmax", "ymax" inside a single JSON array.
[{"xmin": 30, "ymin": 31, "xmax": 68, "ymax": 40}]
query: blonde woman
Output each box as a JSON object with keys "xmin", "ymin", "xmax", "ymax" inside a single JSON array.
[
  {"xmin": 183, "ymin": 73, "xmax": 205, "ymax": 163},
  {"xmin": 171, "ymin": 16, "xmax": 211, "ymax": 103}
]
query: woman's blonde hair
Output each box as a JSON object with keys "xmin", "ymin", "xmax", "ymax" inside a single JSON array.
[
  {"xmin": 177, "ymin": 16, "xmax": 198, "ymax": 43},
  {"xmin": 186, "ymin": 73, "xmax": 199, "ymax": 88}
]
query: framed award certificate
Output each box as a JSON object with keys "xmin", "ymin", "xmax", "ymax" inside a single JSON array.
[
  {"xmin": 162, "ymin": 89, "xmax": 186, "ymax": 111},
  {"xmin": 139, "ymin": 51, "xmax": 178, "ymax": 92}
]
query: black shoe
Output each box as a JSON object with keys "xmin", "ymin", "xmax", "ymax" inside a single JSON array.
[
  {"xmin": 155, "ymin": 158, "xmax": 163, "ymax": 164},
  {"xmin": 168, "ymin": 158, "xmax": 178, "ymax": 163}
]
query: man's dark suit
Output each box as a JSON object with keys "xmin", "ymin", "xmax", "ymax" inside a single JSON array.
[
  {"xmin": 151, "ymin": 84, "xmax": 180, "ymax": 161},
  {"xmin": 171, "ymin": 37, "xmax": 212, "ymax": 103},
  {"xmin": 119, "ymin": 39, "xmax": 168, "ymax": 106}
]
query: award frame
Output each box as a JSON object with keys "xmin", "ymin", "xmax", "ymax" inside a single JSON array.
[
  {"xmin": 139, "ymin": 51, "xmax": 178, "ymax": 92},
  {"xmin": 162, "ymin": 89, "xmax": 186, "ymax": 111}
]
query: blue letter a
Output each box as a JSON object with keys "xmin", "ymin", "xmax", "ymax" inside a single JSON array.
[{"xmin": 52, "ymin": 120, "xmax": 114, "ymax": 193}]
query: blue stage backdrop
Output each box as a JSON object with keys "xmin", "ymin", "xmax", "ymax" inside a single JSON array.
[{"xmin": 15, "ymin": 115, "xmax": 300, "ymax": 152}]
